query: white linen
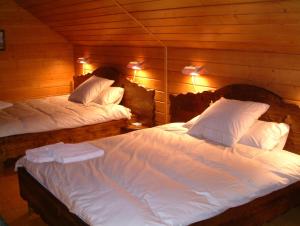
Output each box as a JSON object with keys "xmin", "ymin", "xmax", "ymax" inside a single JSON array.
[
  {"xmin": 16, "ymin": 123, "xmax": 300, "ymax": 226},
  {"xmin": 69, "ymin": 76, "xmax": 114, "ymax": 104},
  {"xmin": 0, "ymin": 95, "xmax": 131, "ymax": 138},
  {"xmin": 94, "ymin": 87, "xmax": 124, "ymax": 105},
  {"xmin": 26, "ymin": 142, "xmax": 104, "ymax": 164},
  {"xmin": 239, "ymin": 120, "xmax": 290, "ymax": 150},
  {"xmin": 0, "ymin": 100, "xmax": 13, "ymax": 110},
  {"xmin": 188, "ymin": 97, "xmax": 270, "ymax": 146}
]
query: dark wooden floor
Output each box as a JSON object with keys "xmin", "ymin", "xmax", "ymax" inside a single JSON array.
[{"xmin": 0, "ymin": 165, "xmax": 300, "ymax": 226}]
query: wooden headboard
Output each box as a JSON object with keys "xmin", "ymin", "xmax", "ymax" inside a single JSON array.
[
  {"xmin": 170, "ymin": 84, "xmax": 300, "ymax": 154},
  {"xmin": 73, "ymin": 67, "xmax": 155, "ymax": 127}
]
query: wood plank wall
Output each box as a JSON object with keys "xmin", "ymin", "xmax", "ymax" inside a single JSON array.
[
  {"xmin": 75, "ymin": 45, "xmax": 300, "ymax": 124},
  {"xmin": 11, "ymin": 0, "xmax": 300, "ymax": 123},
  {"xmin": 0, "ymin": 0, "xmax": 74, "ymax": 101},
  {"xmin": 74, "ymin": 45, "xmax": 166, "ymax": 125}
]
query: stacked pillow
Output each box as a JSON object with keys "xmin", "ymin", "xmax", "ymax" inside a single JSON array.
[
  {"xmin": 69, "ymin": 76, "xmax": 124, "ymax": 105},
  {"xmin": 186, "ymin": 97, "xmax": 289, "ymax": 150}
]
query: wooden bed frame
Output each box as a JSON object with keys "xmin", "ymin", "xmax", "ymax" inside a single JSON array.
[
  {"xmin": 18, "ymin": 84, "xmax": 300, "ymax": 226},
  {"xmin": 1, "ymin": 66, "xmax": 155, "ymax": 169}
]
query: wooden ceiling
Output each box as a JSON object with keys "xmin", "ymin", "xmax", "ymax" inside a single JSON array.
[{"xmin": 15, "ymin": 0, "xmax": 300, "ymax": 53}]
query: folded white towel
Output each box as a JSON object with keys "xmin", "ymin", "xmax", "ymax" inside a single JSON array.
[
  {"xmin": 54, "ymin": 143, "xmax": 104, "ymax": 164},
  {"xmin": 0, "ymin": 100, "xmax": 13, "ymax": 110},
  {"xmin": 26, "ymin": 142, "xmax": 63, "ymax": 163},
  {"xmin": 26, "ymin": 142, "xmax": 104, "ymax": 164}
]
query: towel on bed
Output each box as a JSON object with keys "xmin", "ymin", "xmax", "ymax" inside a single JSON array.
[{"xmin": 26, "ymin": 142, "xmax": 104, "ymax": 164}]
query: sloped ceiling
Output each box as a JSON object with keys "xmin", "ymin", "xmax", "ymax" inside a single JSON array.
[{"xmin": 15, "ymin": 0, "xmax": 300, "ymax": 53}]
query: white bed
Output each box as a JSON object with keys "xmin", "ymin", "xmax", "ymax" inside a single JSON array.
[
  {"xmin": 0, "ymin": 95, "xmax": 131, "ymax": 138},
  {"xmin": 16, "ymin": 123, "xmax": 300, "ymax": 226}
]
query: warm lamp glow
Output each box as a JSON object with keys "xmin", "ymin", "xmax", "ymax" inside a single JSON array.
[
  {"xmin": 182, "ymin": 65, "xmax": 203, "ymax": 76},
  {"xmin": 127, "ymin": 61, "xmax": 144, "ymax": 82},
  {"xmin": 77, "ymin": 57, "xmax": 92, "ymax": 75},
  {"xmin": 182, "ymin": 65, "xmax": 205, "ymax": 93},
  {"xmin": 77, "ymin": 57, "xmax": 87, "ymax": 64},
  {"xmin": 127, "ymin": 61, "xmax": 144, "ymax": 71}
]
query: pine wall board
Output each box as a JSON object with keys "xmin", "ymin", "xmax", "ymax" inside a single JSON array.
[
  {"xmin": 9, "ymin": 0, "xmax": 300, "ymax": 123},
  {"xmin": 0, "ymin": 0, "xmax": 74, "ymax": 101},
  {"xmin": 74, "ymin": 45, "xmax": 166, "ymax": 125}
]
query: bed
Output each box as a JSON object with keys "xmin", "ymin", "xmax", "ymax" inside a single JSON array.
[
  {"xmin": 0, "ymin": 66, "xmax": 155, "ymax": 169},
  {"xmin": 17, "ymin": 84, "xmax": 300, "ymax": 226}
]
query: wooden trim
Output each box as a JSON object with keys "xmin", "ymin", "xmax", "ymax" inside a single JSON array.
[
  {"xmin": 17, "ymin": 166, "xmax": 300, "ymax": 226},
  {"xmin": 18, "ymin": 167, "xmax": 88, "ymax": 226},
  {"xmin": 170, "ymin": 83, "xmax": 300, "ymax": 155},
  {"xmin": 0, "ymin": 119, "xmax": 127, "ymax": 169}
]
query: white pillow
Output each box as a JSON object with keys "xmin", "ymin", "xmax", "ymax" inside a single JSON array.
[
  {"xmin": 183, "ymin": 115, "xmax": 200, "ymax": 129},
  {"xmin": 187, "ymin": 97, "xmax": 270, "ymax": 147},
  {"xmin": 69, "ymin": 76, "xmax": 114, "ymax": 104},
  {"xmin": 0, "ymin": 101, "xmax": 13, "ymax": 110},
  {"xmin": 94, "ymin": 87, "xmax": 124, "ymax": 105},
  {"xmin": 239, "ymin": 120, "xmax": 290, "ymax": 151}
]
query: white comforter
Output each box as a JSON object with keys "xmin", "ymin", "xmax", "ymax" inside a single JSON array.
[
  {"xmin": 0, "ymin": 95, "xmax": 131, "ymax": 137},
  {"xmin": 16, "ymin": 123, "xmax": 300, "ymax": 226}
]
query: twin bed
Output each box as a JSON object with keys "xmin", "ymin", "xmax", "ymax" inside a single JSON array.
[
  {"xmin": 0, "ymin": 67, "xmax": 155, "ymax": 169},
  {"xmin": 15, "ymin": 84, "xmax": 300, "ymax": 225}
]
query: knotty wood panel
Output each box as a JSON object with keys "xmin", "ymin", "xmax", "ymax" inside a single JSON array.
[
  {"xmin": 0, "ymin": 0, "xmax": 74, "ymax": 101},
  {"xmin": 167, "ymin": 47, "xmax": 300, "ymax": 106},
  {"xmin": 15, "ymin": 0, "xmax": 300, "ymax": 54},
  {"xmin": 13, "ymin": 0, "xmax": 300, "ymax": 123},
  {"xmin": 74, "ymin": 45, "xmax": 166, "ymax": 125}
]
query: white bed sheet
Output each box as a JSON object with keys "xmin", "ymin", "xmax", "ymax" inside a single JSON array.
[
  {"xmin": 0, "ymin": 95, "xmax": 131, "ymax": 137},
  {"xmin": 16, "ymin": 123, "xmax": 300, "ymax": 226}
]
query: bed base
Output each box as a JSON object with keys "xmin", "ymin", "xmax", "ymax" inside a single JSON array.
[
  {"xmin": 18, "ymin": 167, "xmax": 300, "ymax": 226},
  {"xmin": 0, "ymin": 119, "xmax": 127, "ymax": 170}
]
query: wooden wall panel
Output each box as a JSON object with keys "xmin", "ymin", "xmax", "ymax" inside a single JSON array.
[
  {"xmin": 167, "ymin": 47, "xmax": 300, "ymax": 106},
  {"xmin": 13, "ymin": 0, "xmax": 300, "ymax": 123},
  {"xmin": 0, "ymin": 0, "xmax": 74, "ymax": 101},
  {"xmin": 74, "ymin": 45, "xmax": 166, "ymax": 125}
]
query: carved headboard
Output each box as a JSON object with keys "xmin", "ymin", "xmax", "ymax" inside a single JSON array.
[
  {"xmin": 73, "ymin": 67, "xmax": 155, "ymax": 126},
  {"xmin": 170, "ymin": 84, "xmax": 300, "ymax": 154}
]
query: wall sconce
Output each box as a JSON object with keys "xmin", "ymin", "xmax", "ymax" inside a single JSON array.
[
  {"xmin": 77, "ymin": 57, "xmax": 89, "ymax": 75},
  {"xmin": 182, "ymin": 65, "xmax": 204, "ymax": 92},
  {"xmin": 127, "ymin": 61, "xmax": 144, "ymax": 82},
  {"xmin": 182, "ymin": 65, "xmax": 203, "ymax": 76}
]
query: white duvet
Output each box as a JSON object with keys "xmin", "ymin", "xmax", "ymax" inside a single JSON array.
[
  {"xmin": 0, "ymin": 95, "xmax": 131, "ymax": 137},
  {"xmin": 16, "ymin": 123, "xmax": 300, "ymax": 226}
]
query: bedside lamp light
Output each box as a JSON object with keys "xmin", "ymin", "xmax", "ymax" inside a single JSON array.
[
  {"xmin": 77, "ymin": 57, "xmax": 89, "ymax": 75},
  {"xmin": 182, "ymin": 65, "xmax": 204, "ymax": 92},
  {"xmin": 127, "ymin": 61, "xmax": 144, "ymax": 82},
  {"xmin": 182, "ymin": 65, "xmax": 203, "ymax": 76}
]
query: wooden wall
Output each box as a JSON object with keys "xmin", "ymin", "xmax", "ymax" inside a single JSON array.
[
  {"xmin": 74, "ymin": 45, "xmax": 166, "ymax": 125},
  {"xmin": 16, "ymin": 0, "xmax": 300, "ymax": 123},
  {"xmin": 0, "ymin": 0, "xmax": 74, "ymax": 101}
]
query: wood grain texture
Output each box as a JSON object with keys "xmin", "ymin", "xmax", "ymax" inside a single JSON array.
[
  {"xmin": 74, "ymin": 45, "xmax": 165, "ymax": 125},
  {"xmin": 170, "ymin": 84, "xmax": 300, "ymax": 155},
  {"xmin": 0, "ymin": 119, "xmax": 127, "ymax": 169},
  {"xmin": 15, "ymin": 0, "xmax": 300, "ymax": 53},
  {"xmin": 17, "ymin": 156, "xmax": 300, "ymax": 226},
  {"xmin": 0, "ymin": 0, "xmax": 74, "ymax": 101},
  {"xmin": 73, "ymin": 67, "xmax": 155, "ymax": 127}
]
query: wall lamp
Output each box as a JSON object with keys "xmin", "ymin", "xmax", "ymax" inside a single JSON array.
[
  {"xmin": 182, "ymin": 65, "xmax": 205, "ymax": 92},
  {"xmin": 77, "ymin": 57, "xmax": 89, "ymax": 75},
  {"xmin": 182, "ymin": 65, "xmax": 203, "ymax": 76},
  {"xmin": 127, "ymin": 61, "xmax": 144, "ymax": 82}
]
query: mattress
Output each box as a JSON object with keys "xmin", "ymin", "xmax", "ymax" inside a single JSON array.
[
  {"xmin": 0, "ymin": 95, "xmax": 131, "ymax": 138},
  {"xmin": 16, "ymin": 123, "xmax": 300, "ymax": 226}
]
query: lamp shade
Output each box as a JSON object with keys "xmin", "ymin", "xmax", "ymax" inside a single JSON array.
[
  {"xmin": 182, "ymin": 65, "xmax": 203, "ymax": 76},
  {"xmin": 127, "ymin": 61, "xmax": 144, "ymax": 70},
  {"xmin": 77, "ymin": 57, "xmax": 87, "ymax": 64}
]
